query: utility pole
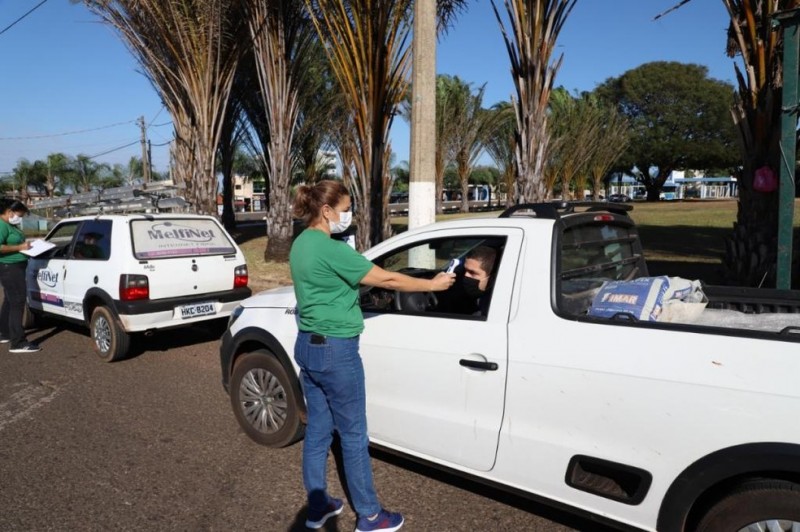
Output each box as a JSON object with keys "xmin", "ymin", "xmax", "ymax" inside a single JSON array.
[
  {"xmin": 137, "ymin": 116, "xmax": 152, "ymax": 183},
  {"xmin": 408, "ymin": 0, "xmax": 436, "ymax": 230}
]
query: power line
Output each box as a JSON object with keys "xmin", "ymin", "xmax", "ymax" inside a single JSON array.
[
  {"xmin": 88, "ymin": 140, "xmax": 140, "ymax": 160},
  {"xmin": 0, "ymin": 120, "xmax": 136, "ymax": 141},
  {"xmin": 0, "ymin": 0, "xmax": 49, "ymax": 36}
]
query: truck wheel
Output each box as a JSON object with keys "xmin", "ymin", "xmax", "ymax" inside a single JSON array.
[
  {"xmin": 695, "ymin": 479, "xmax": 800, "ymax": 531},
  {"xmin": 90, "ymin": 306, "xmax": 130, "ymax": 362},
  {"xmin": 230, "ymin": 350, "xmax": 304, "ymax": 448}
]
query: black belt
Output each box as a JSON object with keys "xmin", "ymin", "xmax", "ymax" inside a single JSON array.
[{"xmin": 310, "ymin": 333, "xmax": 326, "ymax": 345}]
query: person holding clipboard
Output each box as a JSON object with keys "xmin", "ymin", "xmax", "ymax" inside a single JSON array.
[{"xmin": 0, "ymin": 199, "xmax": 40, "ymax": 353}]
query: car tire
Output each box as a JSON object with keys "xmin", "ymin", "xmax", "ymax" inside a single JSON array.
[
  {"xmin": 695, "ymin": 479, "xmax": 800, "ymax": 531},
  {"xmin": 230, "ymin": 350, "xmax": 304, "ymax": 448},
  {"xmin": 90, "ymin": 306, "xmax": 130, "ymax": 362},
  {"xmin": 22, "ymin": 304, "xmax": 42, "ymax": 330}
]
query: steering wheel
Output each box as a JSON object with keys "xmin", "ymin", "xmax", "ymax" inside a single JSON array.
[{"xmin": 394, "ymin": 290, "xmax": 438, "ymax": 312}]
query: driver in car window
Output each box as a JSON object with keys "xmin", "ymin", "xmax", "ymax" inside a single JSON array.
[
  {"xmin": 74, "ymin": 232, "xmax": 104, "ymax": 259},
  {"xmin": 289, "ymin": 179, "xmax": 454, "ymax": 532},
  {"xmin": 462, "ymin": 245, "xmax": 497, "ymax": 316}
]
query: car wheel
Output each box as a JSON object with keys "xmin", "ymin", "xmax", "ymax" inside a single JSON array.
[
  {"xmin": 230, "ymin": 350, "xmax": 304, "ymax": 448},
  {"xmin": 22, "ymin": 304, "xmax": 42, "ymax": 330},
  {"xmin": 90, "ymin": 306, "xmax": 130, "ymax": 362},
  {"xmin": 695, "ymin": 479, "xmax": 800, "ymax": 531}
]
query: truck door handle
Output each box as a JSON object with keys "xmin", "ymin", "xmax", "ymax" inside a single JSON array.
[{"xmin": 459, "ymin": 359, "xmax": 498, "ymax": 371}]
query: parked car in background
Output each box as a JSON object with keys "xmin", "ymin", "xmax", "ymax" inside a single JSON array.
[
  {"xmin": 608, "ymin": 193, "xmax": 631, "ymax": 202},
  {"xmin": 26, "ymin": 214, "xmax": 251, "ymax": 361}
]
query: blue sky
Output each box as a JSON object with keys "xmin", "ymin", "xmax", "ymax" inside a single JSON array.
[{"xmin": 1, "ymin": 0, "xmax": 735, "ymax": 176}]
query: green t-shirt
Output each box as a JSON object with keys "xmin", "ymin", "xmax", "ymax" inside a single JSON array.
[
  {"xmin": 289, "ymin": 228, "xmax": 373, "ymax": 338},
  {"xmin": 0, "ymin": 220, "xmax": 27, "ymax": 264}
]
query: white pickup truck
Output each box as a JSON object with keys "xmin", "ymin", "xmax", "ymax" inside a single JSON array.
[{"xmin": 219, "ymin": 202, "xmax": 800, "ymax": 531}]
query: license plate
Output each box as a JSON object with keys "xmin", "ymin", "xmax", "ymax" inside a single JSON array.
[{"xmin": 177, "ymin": 302, "xmax": 217, "ymax": 319}]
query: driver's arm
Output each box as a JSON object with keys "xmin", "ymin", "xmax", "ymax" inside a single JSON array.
[{"xmin": 361, "ymin": 265, "xmax": 455, "ymax": 292}]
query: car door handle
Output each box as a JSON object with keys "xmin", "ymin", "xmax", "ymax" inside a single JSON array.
[{"xmin": 459, "ymin": 359, "xmax": 498, "ymax": 371}]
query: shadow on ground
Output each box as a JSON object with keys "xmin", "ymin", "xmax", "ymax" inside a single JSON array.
[{"xmin": 369, "ymin": 448, "xmax": 622, "ymax": 532}]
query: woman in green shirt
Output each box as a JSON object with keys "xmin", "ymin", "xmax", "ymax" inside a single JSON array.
[
  {"xmin": 290, "ymin": 180, "xmax": 454, "ymax": 532},
  {"xmin": 0, "ymin": 199, "xmax": 40, "ymax": 353}
]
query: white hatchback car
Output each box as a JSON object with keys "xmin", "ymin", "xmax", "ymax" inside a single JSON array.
[{"xmin": 26, "ymin": 214, "xmax": 251, "ymax": 361}]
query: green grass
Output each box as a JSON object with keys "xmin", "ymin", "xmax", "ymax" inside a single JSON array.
[{"xmin": 234, "ymin": 199, "xmax": 800, "ymax": 289}]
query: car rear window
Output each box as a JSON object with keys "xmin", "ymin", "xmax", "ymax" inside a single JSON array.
[
  {"xmin": 557, "ymin": 219, "xmax": 646, "ymax": 316},
  {"xmin": 130, "ymin": 218, "xmax": 236, "ymax": 259}
]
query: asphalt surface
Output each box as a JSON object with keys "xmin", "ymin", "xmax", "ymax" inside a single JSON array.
[{"xmin": 0, "ymin": 319, "xmax": 620, "ymax": 532}]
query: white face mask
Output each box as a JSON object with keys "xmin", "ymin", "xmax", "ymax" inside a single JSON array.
[
  {"xmin": 9, "ymin": 215, "xmax": 22, "ymax": 226},
  {"xmin": 329, "ymin": 210, "xmax": 352, "ymax": 234}
]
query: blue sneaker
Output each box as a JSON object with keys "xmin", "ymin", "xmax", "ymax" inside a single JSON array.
[
  {"xmin": 355, "ymin": 509, "xmax": 404, "ymax": 532},
  {"xmin": 305, "ymin": 497, "xmax": 344, "ymax": 529}
]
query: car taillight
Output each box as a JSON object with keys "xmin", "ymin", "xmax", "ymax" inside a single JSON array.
[
  {"xmin": 234, "ymin": 264, "xmax": 248, "ymax": 288},
  {"xmin": 120, "ymin": 274, "xmax": 149, "ymax": 301}
]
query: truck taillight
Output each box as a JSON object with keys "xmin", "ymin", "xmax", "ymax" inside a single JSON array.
[
  {"xmin": 234, "ymin": 264, "xmax": 248, "ymax": 288},
  {"xmin": 120, "ymin": 274, "xmax": 149, "ymax": 301}
]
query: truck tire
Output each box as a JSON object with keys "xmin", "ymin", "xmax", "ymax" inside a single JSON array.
[
  {"xmin": 230, "ymin": 350, "xmax": 304, "ymax": 448},
  {"xmin": 90, "ymin": 306, "xmax": 130, "ymax": 362},
  {"xmin": 695, "ymin": 479, "xmax": 800, "ymax": 531}
]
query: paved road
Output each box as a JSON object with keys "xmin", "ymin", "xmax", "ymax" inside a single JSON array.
[{"xmin": 0, "ymin": 320, "xmax": 618, "ymax": 532}]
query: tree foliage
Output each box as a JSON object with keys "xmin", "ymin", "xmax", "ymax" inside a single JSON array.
[
  {"xmin": 84, "ymin": 0, "xmax": 248, "ymax": 215},
  {"xmin": 483, "ymin": 101, "xmax": 516, "ymax": 207},
  {"xmin": 595, "ymin": 61, "xmax": 739, "ymax": 201},
  {"xmin": 492, "ymin": 0, "xmax": 577, "ymax": 203}
]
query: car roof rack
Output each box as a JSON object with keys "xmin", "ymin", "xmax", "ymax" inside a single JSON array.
[
  {"xmin": 31, "ymin": 182, "xmax": 188, "ymax": 217},
  {"xmin": 499, "ymin": 201, "xmax": 632, "ymax": 220}
]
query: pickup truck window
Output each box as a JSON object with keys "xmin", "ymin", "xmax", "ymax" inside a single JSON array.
[
  {"xmin": 365, "ymin": 236, "xmax": 507, "ymax": 318},
  {"xmin": 558, "ymin": 220, "xmax": 646, "ymax": 317}
]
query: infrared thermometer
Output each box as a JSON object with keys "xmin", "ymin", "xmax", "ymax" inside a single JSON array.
[{"xmin": 445, "ymin": 259, "xmax": 460, "ymax": 273}]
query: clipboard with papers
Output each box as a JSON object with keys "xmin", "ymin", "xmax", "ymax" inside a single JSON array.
[{"xmin": 20, "ymin": 240, "xmax": 56, "ymax": 257}]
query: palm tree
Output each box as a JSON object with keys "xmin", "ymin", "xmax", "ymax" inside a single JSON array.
[
  {"xmin": 70, "ymin": 155, "xmax": 112, "ymax": 193},
  {"xmin": 242, "ymin": 0, "xmax": 316, "ymax": 259},
  {"xmin": 294, "ymin": 42, "xmax": 343, "ymax": 185},
  {"xmin": 492, "ymin": 0, "xmax": 577, "ymax": 203},
  {"xmin": 584, "ymin": 96, "xmax": 629, "ymax": 200},
  {"xmin": 305, "ymin": 0, "xmax": 471, "ymax": 249},
  {"xmin": 401, "ymin": 74, "xmax": 469, "ymax": 213},
  {"xmin": 484, "ymin": 101, "xmax": 517, "ymax": 208},
  {"xmin": 657, "ymin": 0, "xmax": 798, "ymax": 286},
  {"xmin": 304, "ymin": 0, "xmax": 412, "ymax": 249},
  {"xmin": 85, "ymin": 0, "xmax": 248, "ymax": 215},
  {"xmin": 546, "ymin": 89, "xmax": 605, "ymax": 200},
  {"xmin": 448, "ymin": 78, "xmax": 493, "ymax": 212},
  {"xmin": 44, "ymin": 153, "xmax": 71, "ymax": 198},
  {"xmin": 218, "ymin": 90, "xmax": 247, "ymax": 231},
  {"xmin": 10, "ymin": 159, "xmax": 36, "ymax": 202}
]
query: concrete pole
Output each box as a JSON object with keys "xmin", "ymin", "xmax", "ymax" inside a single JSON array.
[{"xmin": 408, "ymin": 0, "xmax": 436, "ymax": 230}]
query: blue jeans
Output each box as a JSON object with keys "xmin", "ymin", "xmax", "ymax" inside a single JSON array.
[{"xmin": 294, "ymin": 331, "xmax": 381, "ymax": 518}]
